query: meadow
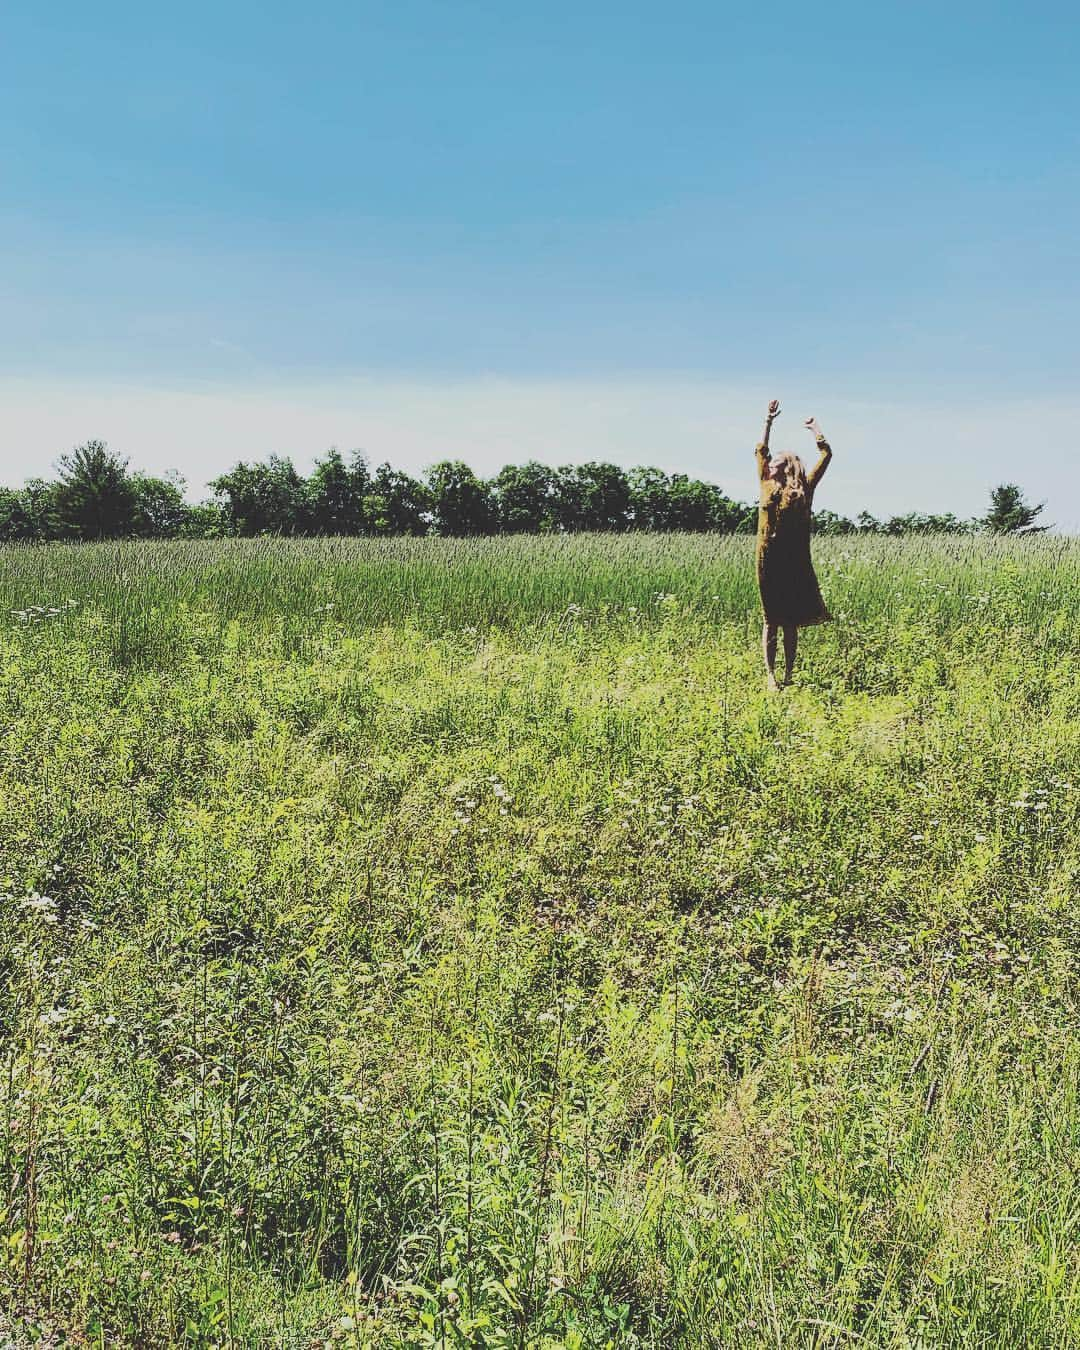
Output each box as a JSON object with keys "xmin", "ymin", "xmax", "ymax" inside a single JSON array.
[{"xmin": 1, "ymin": 533, "xmax": 1078, "ymax": 1348}]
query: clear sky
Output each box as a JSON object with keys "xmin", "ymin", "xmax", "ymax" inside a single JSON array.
[{"xmin": 3, "ymin": 1, "xmax": 1078, "ymax": 523}]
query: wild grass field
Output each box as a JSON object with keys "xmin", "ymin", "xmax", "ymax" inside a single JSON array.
[{"xmin": 1, "ymin": 533, "xmax": 1078, "ymax": 1348}]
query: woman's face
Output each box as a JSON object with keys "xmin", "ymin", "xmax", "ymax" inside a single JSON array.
[
  {"xmin": 768, "ymin": 453, "xmax": 806, "ymax": 488},
  {"xmin": 768, "ymin": 455, "xmax": 793, "ymax": 483}
]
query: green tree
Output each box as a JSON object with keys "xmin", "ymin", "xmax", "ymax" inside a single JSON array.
[
  {"xmin": 131, "ymin": 472, "xmax": 191, "ymax": 538},
  {"xmin": 553, "ymin": 462, "xmax": 631, "ymax": 532},
  {"xmin": 810, "ymin": 508, "xmax": 858, "ymax": 535},
  {"xmin": 178, "ymin": 501, "xmax": 230, "ymax": 538},
  {"xmin": 54, "ymin": 441, "xmax": 139, "ymax": 539},
  {"xmin": 363, "ymin": 464, "xmax": 430, "ymax": 536},
  {"xmin": 0, "ymin": 480, "xmax": 67, "ymax": 541},
  {"xmin": 493, "ymin": 461, "xmax": 557, "ymax": 533},
  {"xmin": 0, "ymin": 488, "xmax": 26, "ymax": 541},
  {"xmin": 307, "ymin": 449, "xmax": 370, "ymax": 535},
  {"xmin": 983, "ymin": 483, "xmax": 1048, "ymax": 534},
  {"xmin": 211, "ymin": 456, "xmax": 309, "ymax": 535},
  {"xmin": 734, "ymin": 503, "xmax": 758, "ymax": 534},
  {"xmin": 666, "ymin": 475, "xmax": 743, "ymax": 532},
  {"xmin": 627, "ymin": 467, "xmax": 672, "ymax": 530},
  {"xmin": 427, "ymin": 460, "xmax": 495, "ymax": 536},
  {"xmin": 883, "ymin": 511, "xmax": 973, "ymax": 535}
]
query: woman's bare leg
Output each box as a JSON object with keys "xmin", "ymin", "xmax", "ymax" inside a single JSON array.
[
  {"xmin": 763, "ymin": 621, "xmax": 780, "ymax": 691},
  {"xmin": 782, "ymin": 625, "xmax": 798, "ymax": 685}
]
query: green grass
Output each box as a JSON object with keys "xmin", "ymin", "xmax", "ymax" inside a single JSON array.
[{"xmin": 1, "ymin": 533, "xmax": 1078, "ymax": 1347}]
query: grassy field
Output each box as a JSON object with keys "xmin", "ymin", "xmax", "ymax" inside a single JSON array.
[{"xmin": 1, "ymin": 534, "xmax": 1078, "ymax": 1348}]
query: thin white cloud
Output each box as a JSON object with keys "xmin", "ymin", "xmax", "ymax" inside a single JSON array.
[{"xmin": 0, "ymin": 374, "xmax": 1072, "ymax": 528}]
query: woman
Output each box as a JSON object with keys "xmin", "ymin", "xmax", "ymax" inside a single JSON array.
[{"xmin": 755, "ymin": 399, "xmax": 832, "ymax": 690}]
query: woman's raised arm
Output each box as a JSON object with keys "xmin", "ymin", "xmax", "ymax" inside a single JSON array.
[
  {"xmin": 804, "ymin": 417, "xmax": 832, "ymax": 490},
  {"xmin": 756, "ymin": 399, "xmax": 780, "ymax": 480}
]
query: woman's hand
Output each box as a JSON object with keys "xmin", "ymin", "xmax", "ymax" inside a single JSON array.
[
  {"xmin": 760, "ymin": 399, "xmax": 781, "ymax": 449},
  {"xmin": 804, "ymin": 416, "xmax": 824, "ymax": 440}
]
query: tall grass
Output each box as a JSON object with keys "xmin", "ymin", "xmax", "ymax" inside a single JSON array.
[
  {"xmin": 0, "ymin": 531, "xmax": 1074, "ymax": 633},
  {"xmin": 0, "ymin": 534, "xmax": 1078, "ymax": 1346}
]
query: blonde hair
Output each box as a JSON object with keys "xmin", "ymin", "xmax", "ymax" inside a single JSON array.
[{"xmin": 770, "ymin": 452, "xmax": 809, "ymax": 504}]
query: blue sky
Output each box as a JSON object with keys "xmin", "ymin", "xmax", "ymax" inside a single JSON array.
[{"xmin": 3, "ymin": 1, "xmax": 1078, "ymax": 522}]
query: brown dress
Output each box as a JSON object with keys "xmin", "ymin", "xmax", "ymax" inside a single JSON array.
[{"xmin": 755, "ymin": 437, "xmax": 832, "ymax": 627}]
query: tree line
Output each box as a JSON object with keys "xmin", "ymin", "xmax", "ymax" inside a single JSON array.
[{"xmin": 0, "ymin": 441, "xmax": 1047, "ymax": 542}]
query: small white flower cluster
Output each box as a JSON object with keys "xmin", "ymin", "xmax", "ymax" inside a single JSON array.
[
  {"xmin": 452, "ymin": 796, "xmax": 478, "ymax": 826},
  {"xmin": 20, "ymin": 893, "xmax": 58, "ymax": 924},
  {"xmin": 10, "ymin": 599, "xmax": 78, "ymax": 624},
  {"xmin": 1009, "ymin": 783, "xmax": 1071, "ymax": 812},
  {"xmin": 613, "ymin": 783, "xmax": 702, "ymax": 834},
  {"xmin": 985, "ymin": 937, "xmax": 1029, "ymax": 966},
  {"xmin": 488, "ymin": 773, "xmax": 514, "ymax": 816},
  {"xmin": 651, "ymin": 793, "xmax": 701, "ymax": 818},
  {"xmin": 449, "ymin": 775, "xmax": 516, "ymax": 837}
]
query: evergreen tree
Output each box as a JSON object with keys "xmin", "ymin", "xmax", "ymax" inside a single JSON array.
[{"xmin": 983, "ymin": 483, "xmax": 1048, "ymax": 534}]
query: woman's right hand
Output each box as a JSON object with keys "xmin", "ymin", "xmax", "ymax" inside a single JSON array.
[
  {"xmin": 767, "ymin": 399, "xmax": 781, "ymax": 422},
  {"xmin": 804, "ymin": 416, "xmax": 823, "ymax": 439}
]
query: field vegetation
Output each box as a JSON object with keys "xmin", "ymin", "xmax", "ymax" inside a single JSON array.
[{"xmin": 1, "ymin": 533, "xmax": 1078, "ymax": 1347}]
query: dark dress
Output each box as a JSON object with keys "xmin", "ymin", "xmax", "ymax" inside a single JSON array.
[{"xmin": 755, "ymin": 438, "xmax": 832, "ymax": 628}]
